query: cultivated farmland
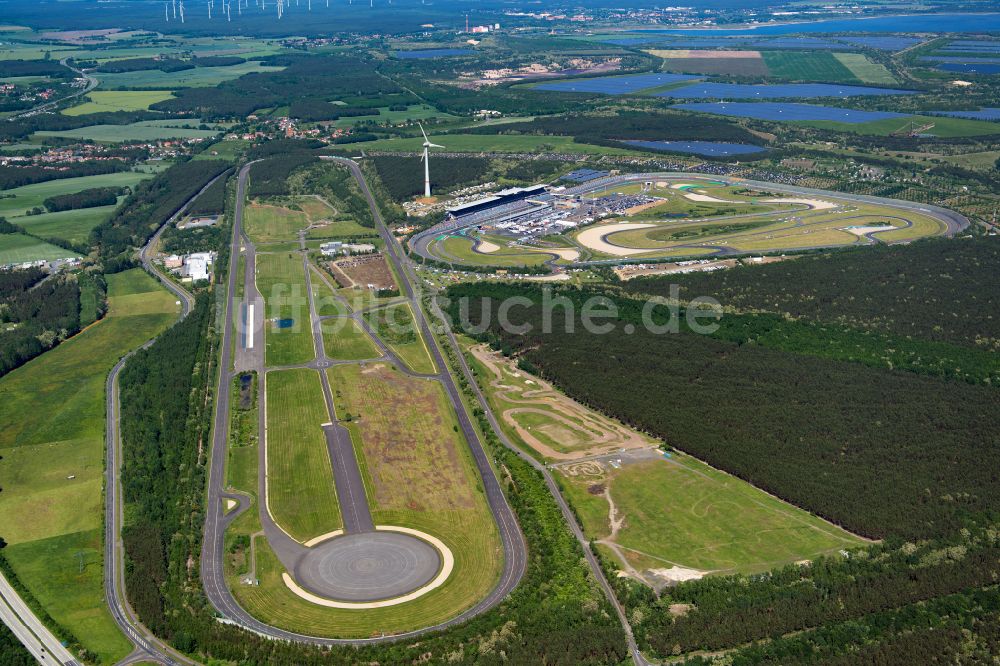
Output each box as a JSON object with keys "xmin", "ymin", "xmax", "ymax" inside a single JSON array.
[{"xmin": 0, "ymin": 269, "xmax": 178, "ymax": 662}]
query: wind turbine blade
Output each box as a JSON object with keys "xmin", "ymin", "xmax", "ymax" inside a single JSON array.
[
  {"xmin": 429, "ymin": 143, "xmax": 444, "ymax": 148},
  {"xmin": 418, "ymin": 123, "xmax": 429, "ymax": 142}
]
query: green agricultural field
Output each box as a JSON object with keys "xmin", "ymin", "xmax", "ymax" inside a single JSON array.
[
  {"xmin": 197, "ymin": 138, "xmax": 248, "ymax": 161},
  {"xmin": 244, "ymin": 202, "xmax": 308, "ymax": 243},
  {"xmin": 463, "ymin": 338, "xmax": 865, "ymax": 580},
  {"xmin": 560, "ymin": 455, "xmax": 867, "ymax": 576},
  {"xmin": 264, "ymin": 368, "xmax": 341, "ymax": 542},
  {"xmin": 0, "ymin": 233, "xmax": 78, "ymax": 264},
  {"xmin": 94, "ymin": 61, "xmax": 285, "ymax": 89},
  {"xmin": 62, "ymin": 90, "xmax": 175, "ymax": 115},
  {"xmin": 11, "ymin": 204, "xmax": 117, "ymax": 245},
  {"xmin": 0, "ymin": 269, "xmax": 178, "ymax": 662},
  {"xmin": 35, "ymin": 121, "xmax": 221, "ymax": 142},
  {"xmin": 310, "ymin": 271, "xmax": 348, "ymax": 316},
  {"xmin": 0, "ymin": 171, "xmax": 150, "ymax": 219},
  {"xmin": 833, "ymin": 52, "xmax": 898, "ymax": 84},
  {"xmin": 363, "ymin": 303, "xmax": 436, "ymax": 374},
  {"xmin": 353, "ymin": 133, "xmax": 647, "ymax": 155},
  {"xmin": 256, "ymin": 252, "xmax": 314, "ymax": 366},
  {"xmin": 321, "ymin": 318, "xmax": 381, "ymax": 361},
  {"xmin": 761, "ymin": 51, "xmax": 857, "ymax": 82},
  {"xmin": 330, "ymin": 104, "xmax": 459, "ymax": 128}
]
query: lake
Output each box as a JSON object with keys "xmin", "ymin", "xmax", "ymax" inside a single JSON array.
[
  {"xmin": 534, "ymin": 72, "xmax": 698, "ymax": 94},
  {"xmin": 654, "ymin": 82, "xmax": 915, "ymax": 99},
  {"xmin": 933, "ymin": 108, "xmax": 1000, "ymax": 121},
  {"xmin": 641, "ymin": 13, "xmax": 1000, "ymax": 35},
  {"xmin": 674, "ymin": 102, "xmax": 906, "ymax": 123}
]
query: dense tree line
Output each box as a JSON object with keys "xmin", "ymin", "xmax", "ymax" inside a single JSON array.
[
  {"xmin": 0, "ymin": 620, "xmax": 34, "ymax": 666},
  {"xmin": 249, "ymin": 153, "xmax": 318, "ymax": 197},
  {"xmin": 119, "ymin": 294, "xmax": 213, "ymax": 638},
  {"xmin": 0, "ymin": 59, "xmax": 69, "ymax": 77},
  {"xmin": 287, "ymin": 100, "xmax": 378, "ymax": 122},
  {"xmin": 0, "ymin": 273, "xmax": 84, "ymax": 377},
  {"xmin": 465, "ymin": 110, "xmax": 760, "ymax": 145},
  {"xmin": 445, "ymin": 281, "xmax": 1000, "ymax": 662},
  {"xmin": 625, "ymin": 237, "xmax": 1000, "ymax": 351},
  {"xmin": 637, "ymin": 528, "xmax": 1000, "ymax": 655},
  {"xmin": 0, "ymin": 161, "xmax": 128, "ymax": 190},
  {"xmin": 0, "ymin": 110, "xmax": 171, "ymax": 141},
  {"xmin": 94, "ymin": 57, "xmax": 195, "ymax": 73},
  {"xmin": 187, "ymin": 168, "xmax": 231, "ymax": 216},
  {"xmin": 116, "ymin": 265, "xmax": 627, "ymax": 663},
  {"xmin": 444, "ymin": 282, "xmax": 1000, "ymax": 541},
  {"xmin": 291, "ymin": 161, "xmax": 373, "ymax": 227},
  {"xmin": 678, "ymin": 586, "xmax": 1000, "ymax": 665},
  {"xmin": 153, "ymin": 54, "xmax": 402, "ymax": 119},
  {"xmin": 93, "ymin": 55, "xmax": 246, "ymax": 74},
  {"xmin": 0, "ymin": 266, "xmax": 45, "ymax": 297},
  {"xmin": 161, "ymin": 225, "xmax": 224, "ymax": 254},
  {"xmin": 372, "ymin": 155, "xmax": 491, "ymax": 200},
  {"xmin": 43, "ymin": 186, "xmax": 125, "ymax": 212},
  {"xmin": 91, "ymin": 159, "xmax": 229, "ymax": 269}
]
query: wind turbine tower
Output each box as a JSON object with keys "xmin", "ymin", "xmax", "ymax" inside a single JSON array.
[{"xmin": 419, "ymin": 123, "xmax": 444, "ymax": 198}]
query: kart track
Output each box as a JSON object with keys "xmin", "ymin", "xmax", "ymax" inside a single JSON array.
[{"xmin": 409, "ymin": 173, "xmax": 969, "ymax": 268}]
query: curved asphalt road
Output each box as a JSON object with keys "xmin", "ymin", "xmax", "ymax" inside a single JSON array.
[
  {"xmin": 198, "ymin": 157, "xmax": 529, "ymax": 646},
  {"xmin": 104, "ymin": 173, "xmax": 228, "ymax": 666},
  {"xmin": 410, "ymin": 172, "xmax": 970, "ymax": 269},
  {"xmin": 7, "ymin": 58, "xmax": 97, "ymax": 120}
]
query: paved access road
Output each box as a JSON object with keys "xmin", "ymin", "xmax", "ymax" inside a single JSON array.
[
  {"xmin": 7, "ymin": 58, "xmax": 97, "ymax": 120},
  {"xmin": 102, "ymin": 173, "xmax": 228, "ymax": 666},
  {"xmin": 197, "ymin": 156, "xmax": 529, "ymax": 645},
  {"xmin": 409, "ymin": 171, "xmax": 970, "ymax": 268}
]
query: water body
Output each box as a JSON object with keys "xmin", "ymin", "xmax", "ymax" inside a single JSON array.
[
  {"xmin": 621, "ymin": 140, "xmax": 767, "ymax": 156},
  {"xmin": 674, "ymin": 101, "xmax": 906, "ymax": 123},
  {"xmin": 535, "ymin": 72, "xmax": 698, "ymax": 94},
  {"xmin": 641, "ymin": 13, "xmax": 1000, "ymax": 35},
  {"xmin": 935, "ymin": 62, "xmax": 1000, "ymax": 74},
  {"xmin": 933, "ymin": 108, "xmax": 1000, "ymax": 121},
  {"xmin": 393, "ymin": 49, "xmax": 474, "ymax": 59},
  {"xmin": 921, "ymin": 56, "xmax": 1000, "ymax": 64},
  {"xmin": 655, "ymin": 82, "xmax": 915, "ymax": 100}
]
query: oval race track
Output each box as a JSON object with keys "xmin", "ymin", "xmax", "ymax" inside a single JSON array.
[{"xmin": 294, "ymin": 532, "xmax": 441, "ymax": 602}]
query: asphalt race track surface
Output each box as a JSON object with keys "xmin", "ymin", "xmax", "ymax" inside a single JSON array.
[{"xmin": 294, "ymin": 532, "xmax": 441, "ymax": 601}]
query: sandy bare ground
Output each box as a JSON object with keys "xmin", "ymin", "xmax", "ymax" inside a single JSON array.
[
  {"xmin": 652, "ymin": 49, "xmax": 762, "ymax": 59},
  {"xmin": 528, "ymin": 273, "xmax": 572, "ymax": 282},
  {"xmin": 475, "ymin": 239, "xmax": 501, "ymax": 253},
  {"xmin": 575, "ymin": 223, "xmax": 656, "ymax": 256},
  {"xmin": 545, "ymin": 247, "xmax": 581, "ymax": 261},
  {"xmin": 684, "ymin": 191, "xmax": 728, "ymax": 203},
  {"xmin": 471, "ymin": 345, "xmax": 654, "ymax": 460},
  {"xmin": 845, "ymin": 225, "xmax": 897, "ymax": 236},
  {"xmin": 763, "ymin": 197, "xmax": 837, "ymax": 210}
]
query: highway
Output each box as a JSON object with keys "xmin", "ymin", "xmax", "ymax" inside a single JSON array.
[
  {"xmin": 0, "ymin": 571, "xmax": 81, "ymax": 666},
  {"xmin": 7, "ymin": 58, "xmax": 97, "ymax": 120}
]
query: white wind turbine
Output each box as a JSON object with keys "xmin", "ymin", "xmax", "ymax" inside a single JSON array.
[{"xmin": 419, "ymin": 123, "xmax": 444, "ymax": 198}]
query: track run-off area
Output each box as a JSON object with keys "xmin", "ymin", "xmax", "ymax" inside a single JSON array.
[{"xmin": 409, "ymin": 173, "xmax": 968, "ymax": 269}]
